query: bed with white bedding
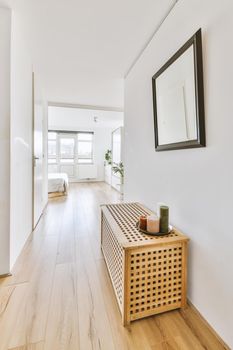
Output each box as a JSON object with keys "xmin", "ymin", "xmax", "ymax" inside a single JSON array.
[{"xmin": 48, "ymin": 173, "xmax": 69, "ymax": 194}]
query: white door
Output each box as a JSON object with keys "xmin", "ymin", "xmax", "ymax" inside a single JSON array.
[{"xmin": 33, "ymin": 75, "xmax": 44, "ymax": 228}]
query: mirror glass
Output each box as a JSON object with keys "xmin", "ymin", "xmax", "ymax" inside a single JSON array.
[
  {"xmin": 156, "ymin": 46, "xmax": 196, "ymax": 145},
  {"xmin": 112, "ymin": 127, "xmax": 121, "ymax": 165},
  {"xmin": 152, "ymin": 29, "xmax": 205, "ymax": 151}
]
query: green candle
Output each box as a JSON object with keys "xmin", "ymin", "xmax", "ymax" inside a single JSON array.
[{"xmin": 160, "ymin": 206, "xmax": 169, "ymax": 233}]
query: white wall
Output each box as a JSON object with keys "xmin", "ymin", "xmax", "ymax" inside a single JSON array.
[
  {"xmin": 10, "ymin": 10, "xmax": 33, "ymax": 269},
  {"xmin": 0, "ymin": 7, "xmax": 11, "ymax": 275},
  {"xmin": 124, "ymin": 0, "xmax": 233, "ymax": 347},
  {"xmin": 48, "ymin": 106, "xmax": 124, "ymax": 129}
]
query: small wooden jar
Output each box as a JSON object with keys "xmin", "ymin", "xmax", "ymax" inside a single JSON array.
[{"xmin": 139, "ymin": 215, "xmax": 147, "ymax": 230}]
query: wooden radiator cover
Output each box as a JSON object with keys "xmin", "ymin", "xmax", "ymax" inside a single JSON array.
[{"xmin": 101, "ymin": 202, "xmax": 189, "ymax": 325}]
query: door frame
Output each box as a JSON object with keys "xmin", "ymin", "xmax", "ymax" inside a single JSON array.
[{"xmin": 32, "ymin": 72, "xmax": 35, "ymax": 230}]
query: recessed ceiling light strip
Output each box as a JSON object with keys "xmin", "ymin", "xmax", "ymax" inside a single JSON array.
[
  {"xmin": 124, "ymin": 0, "xmax": 179, "ymax": 78},
  {"xmin": 48, "ymin": 101, "xmax": 123, "ymax": 112}
]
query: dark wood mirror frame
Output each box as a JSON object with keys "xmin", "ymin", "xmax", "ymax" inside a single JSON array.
[{"xmin": 152, "ymin": 29, "xmax": 205, "ymax": 151}]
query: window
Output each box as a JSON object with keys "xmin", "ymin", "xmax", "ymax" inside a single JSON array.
[
  {"xmin": 47, "ymin": 131, "xmax": 94, "ymax": 167},
  {"xmin": 59, "ymin": 137, "xmax": 75, "ymax": 164},
  {"xmin": 48, "ymin": 132, "xmax": 57, "ymax": 164},
  {"xmin": 77, "ymin": 133, "xmax": 93, "ymax": 164}
]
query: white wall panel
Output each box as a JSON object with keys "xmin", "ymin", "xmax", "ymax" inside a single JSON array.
[
  {"xmin": 10, "ymin": 10, "xmax": 33, "ymax": 269},
  {"xmin": 78, "ymin": 165, "xmax": 97, "ymax": 179},
  {"xmin": 0, "ymin": 8, "xmax": 11, "ymax": 275}
]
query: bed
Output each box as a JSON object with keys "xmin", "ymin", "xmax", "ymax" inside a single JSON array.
[{"xmin": 48, "ymin": 173, "xmax": 69, "ymax": 196}]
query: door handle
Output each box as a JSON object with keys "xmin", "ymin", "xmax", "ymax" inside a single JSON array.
[{"xmin": 34, "ymin": 156, "xmax": 39, "ymax": 166}]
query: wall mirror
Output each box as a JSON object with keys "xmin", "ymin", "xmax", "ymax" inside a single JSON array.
[{"xmin": 152, "ymin": 29, "xmax": 205, "ymax": 151}]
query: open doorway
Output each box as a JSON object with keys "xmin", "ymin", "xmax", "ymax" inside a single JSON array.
[{"xmin": 47, "ymin": 105, "xmax": 124, "ymax": 198}]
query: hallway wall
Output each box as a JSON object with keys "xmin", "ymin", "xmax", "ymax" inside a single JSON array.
[
  {"xmin": 124, "ymin": 0, "xmax": 233, "ymax": 347},
  {"xmin": 10, "ymin": 10, "xmax": 33, "ymax": 269},
  {"xmin": 0, "ymin": 7, "xmax": 11, "ymax": 275}
]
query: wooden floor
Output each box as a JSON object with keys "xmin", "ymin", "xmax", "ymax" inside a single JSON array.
[{"xmin": 0, "ymin": 183, "xmax": 228, "ymax": 350}]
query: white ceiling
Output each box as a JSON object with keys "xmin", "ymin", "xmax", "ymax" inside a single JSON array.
[
  {"xmin": 1, "ymin": 0, "xmax": 176, "ymax": 107},
  {"xmin": 48, "ymin": 106, "xmax": 124, "ymax": 130}
]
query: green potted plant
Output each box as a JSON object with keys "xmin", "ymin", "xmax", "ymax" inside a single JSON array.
[
  {"xmin": 112, "ymin": 162, "xmax": 124, "ymax": 197},
  {"xmin": 112, "ymin": 162, "xmax": 124, "ymax": 181},
  {"xmin": 104, "ymin": 149, "xmax": 112, "ymax": 165}
]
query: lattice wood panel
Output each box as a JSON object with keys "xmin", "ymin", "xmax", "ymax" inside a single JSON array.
[
  {"xmin": 106, "ymin": 203, "xmax": 180, "ymax": 243},
  {"xmin": 101, "ymin": 202, "xmax": 189, "ymax": 325},
  {"xmin": 128, "ymin": 245, "xmax": 183, "ymax": 320},
  {"xmin": 101, "ymin": 213, "xmax": 124, "ymax": 310}
]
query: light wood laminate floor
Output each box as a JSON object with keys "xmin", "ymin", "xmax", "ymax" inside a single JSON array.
[{"xmin": 0, "ymin": 183, "xmax": 228, "ymax": 350}]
